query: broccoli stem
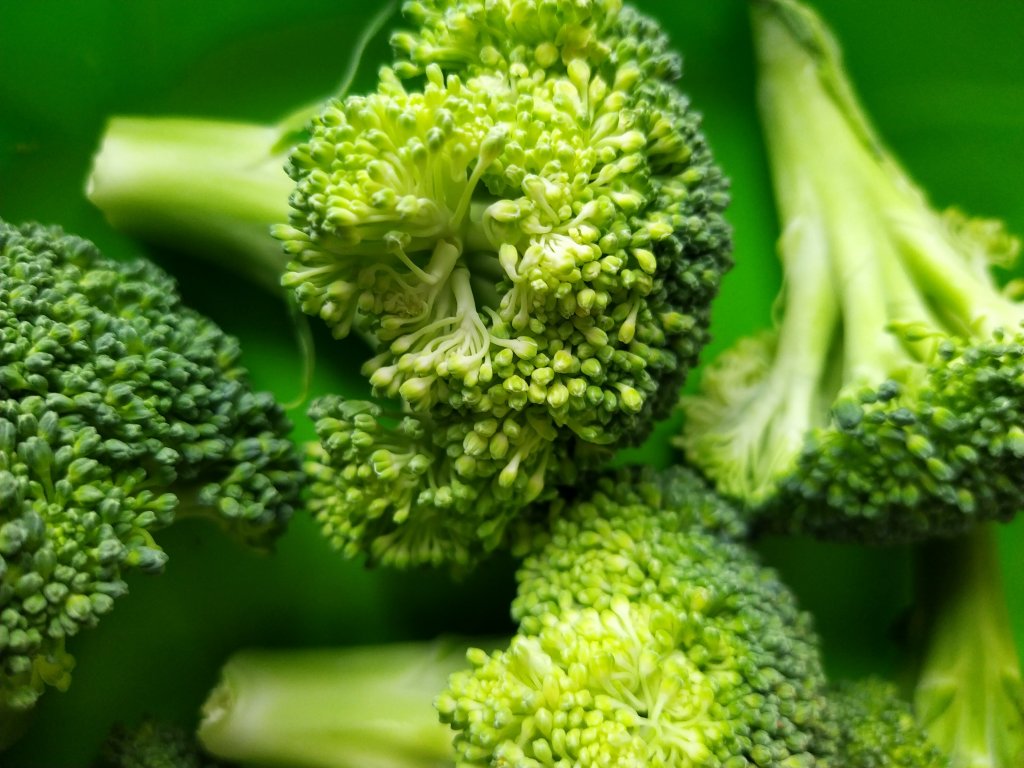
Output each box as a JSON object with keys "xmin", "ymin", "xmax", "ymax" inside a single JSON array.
[
  {"xmin": 753, "ymin": 0, "xmax": 1024, "ymax": 371},
  {"xmin": 198, "ymin": 640, "xmax": 487, "ymax": 768},
  {"xmin": 87, "ymin": 117, "xmax": 293, "ymax": 292},
  {"xmin": 913, "ymin": 525, "xmax": 1024, "ymax": 768}
]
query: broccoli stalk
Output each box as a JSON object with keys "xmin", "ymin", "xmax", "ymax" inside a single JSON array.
[
  {"xmin": 912, "ymin": 525, "xmax": 1024, "ymax": 768},
  {"xmin": 85, "ymin": 1, "xmax": 398, "ymax": 294},
  {"xmin": 677, "ymin": 0, "xmax": 1024, "ymax": 541},
  {"xmin": 198, "ymin": 640, "xmax": 473, "ymax": 768},
  {"xmin": 87, "ymin": 118, "xmax": 293, "ymax": 293}
]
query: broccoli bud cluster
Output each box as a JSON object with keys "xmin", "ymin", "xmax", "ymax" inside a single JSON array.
[{"xmin": 0, "ymin": 220, "xmax": 301, "ymax": 715}]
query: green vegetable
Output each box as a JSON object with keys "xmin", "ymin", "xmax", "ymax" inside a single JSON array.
[
  {"xmin": 197, "ymin": 466, "xmax": 854, "ymax": 768},
  {"xmin": 0, "ymin": 220, "xmax": 301, "ymax": 741},
  {"xmin": 96, "ymin": 718, "xmax": 233, "ymax": 768},
  {"xmin": 676, "ymin": 0, "xmax": 1024, "ymax": 542},
  {"xmin": 911, "ymin": 526, "xmax": 1024, "ymax": 768},
  {"xmin": 829, "ymin": 679, "xmax": 947, "ymax": 768},
  {"xmin": 87, "ymin": 0, "xmax": 733, "ymax": 569}
]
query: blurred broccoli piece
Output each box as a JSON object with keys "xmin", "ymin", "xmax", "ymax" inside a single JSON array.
[
  {"xmin": 199, "ymin": 467, "xmax": 843, "ymax": 767},
  {"xmin": 96, "ymin": 718, "xmax": 233, "ymax": 768},
  {"xmin": 829, "ymin": 679, "xmax": 948, "ymax": 768},
  {"xmin": 911, "ymin": 525, "xmax": 1024, "ymax": 768}
]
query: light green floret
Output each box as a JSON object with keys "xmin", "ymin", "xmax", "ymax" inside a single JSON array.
[
  {"xmin": 392, "ymin": 0, "xmax": 683, "ymax": 87},
  {"xmin": 441, "ymin": 466, "xmax": 838, "ymax": 768},
  {"xmin": 676, "ymin": 0, "xmax": 1024, "ymax": 542},
  {"xmin": 196, "ymin": 467, "xmax": 841, "ymax": 768},
  {"xmin": 306, "ymin": 396, "xmax": 595, "ymax": 568},
  {"xmin": 0, "ymin": 221, "xmax": 301, "ymax": 740},
  {"xmin": 86, "ymin": 0, "xmax": 731, "ymax": 568}
]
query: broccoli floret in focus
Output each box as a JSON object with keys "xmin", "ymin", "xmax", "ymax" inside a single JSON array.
[
  {"xmin": 88, "ymin": 0, "xmax": 732, "ymax": 568},
  {"xmin": 676, "ymin": 0, "xmax": 1024, "ymax": 542},
  {"xmin": 198, "ymin": 466, "xmax": 845, "ymax": 768},
  {"xmin": 0, "ymin": 220, "xmax": 301, "ymax": 738}
]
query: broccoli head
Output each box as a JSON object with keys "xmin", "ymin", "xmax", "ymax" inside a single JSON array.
[
  {"xmin": 0, "ymin": 220, "xmax": 301, "ymax": 731},
  {"xmin": 286, "ymin": 1, "xmax": 730, "ymax": 567},
  {"xmin": 442, "ymin": 465, "xmax": 834, "ymax": 767},
  {"xmin": 197, "ymin": 466, "xmax": 841, "ymax": 768},
  {"xmin": 88, "ymin": 0, "xmax": 731, "ymax": 568},
  {"xmin": 676, "ymin": 0, "xmax": 1024, "ymax": 542}
]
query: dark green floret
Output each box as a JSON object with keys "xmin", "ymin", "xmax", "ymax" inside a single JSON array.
[
  {"xmin": 0, "ymin": 220, "xmax": 301, "ymax": 731},
  {"xmin": 676, "ymin": 0, "xmax": 1024, "ymax": 542}
]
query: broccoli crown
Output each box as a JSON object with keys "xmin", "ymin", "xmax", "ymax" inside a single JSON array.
[
  {"xmin": 676, "ymin": 0, "xmax": 1024, "ymax": 542},
  {"xmin": 97, "ymin": 719, "xmax": 231, "ymax": 768},
  {"xmin": 438, "ymin": 466, "xmax": 837, "ymax": 767},
  {"xmin": 829, "ymin": 679, "xmax": 948, "ymax": 768},
  {"xmin": 282, "ymin": 0, "xmax": 731, "ymax": 568},
  {"xmin": 0, "ymin": 221, "xmax": 301, "ymax": 714}
]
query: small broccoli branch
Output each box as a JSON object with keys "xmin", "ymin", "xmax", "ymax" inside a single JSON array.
[
  {"xmin": 198, "ymin": 640, "xmax": 484, "ymax": 768},
  {"xmin": 912, "ymin": 525, "xmax": 1024, "ymax": 768}
]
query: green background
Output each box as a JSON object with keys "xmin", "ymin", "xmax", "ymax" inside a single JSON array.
[{"xmin": 1, "ymin": 1, "xmax": 1023, "ymax": 764}]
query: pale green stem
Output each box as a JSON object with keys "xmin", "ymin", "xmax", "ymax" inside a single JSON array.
[
  {"xmin": 913, "ymin": 525, "xmax": 1024, "ymax": 768},
  {"xmin": 199, "ymin": 639, "xmax": 499, "ymax": 768}
]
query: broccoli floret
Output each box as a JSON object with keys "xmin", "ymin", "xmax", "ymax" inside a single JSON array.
[
  {"xmin": 828, "ymin": 679, "xmax": 948, "ymax": 768},
  {"xmin": 197, "ymin": 467, "xmax": 841, "ymax": 768},
  {"xmin": 88, "ymin": 0, "xmax": 732, "ymax": 568},
  {"xmin": 96, "ymin": 718, "xmax": 233, "ymax": 768},
  {"xmin": 911, "ymin": 525, "xmax": 1024, "ymax": 767},
  {"xmin": 0, "ymin": 220, "xmax": 301, "ymax": 735},
  {"xmin": 675, "ymin": 0, "xmax": 1024, "ymax": 542}
]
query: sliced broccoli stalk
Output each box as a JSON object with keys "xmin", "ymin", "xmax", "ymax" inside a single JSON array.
[
  {"xmin": 87, "ymin": 118, "xmax": 293, "ymax": 293},
  {"xmin": 0, "ymin": 219, "xmax": 302, "ymax": 735},
  {"xmin": 85, "ymin": 1, "xmax": 399, "ymax": 294},
  {"xmin": 199, "ymin": 640, "xmax": 474, "ymax": 768},
  {"xmin": 912, "ymin": 525, "xmax": 1024, "ymax": 768},
  {"xmin": 677, "ymin": 0, "xmax": 1024, "ymax": 541}
]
